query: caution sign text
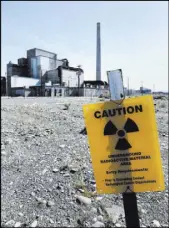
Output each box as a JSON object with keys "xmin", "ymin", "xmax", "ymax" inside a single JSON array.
[{"xmin": 83, "ymin": 95, "xmax": 165, "ymax": 194}]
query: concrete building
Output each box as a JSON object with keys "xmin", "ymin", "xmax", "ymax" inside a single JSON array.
[
  {"xmin": 6, "ymin": 48, "xmax": 84, "ymax": 97},
  {"xmin": 27, "ymin": 48, "xmax": 57, "ymax": 79}
]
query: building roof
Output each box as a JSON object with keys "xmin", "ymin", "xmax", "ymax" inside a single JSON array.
[
  {"xmin": 61, "ymin": 66, "xmax": 84, "ymax": 73},
  {"xmin": 28, "ymin": 48, "xmax": 56, "ymax": 56}
]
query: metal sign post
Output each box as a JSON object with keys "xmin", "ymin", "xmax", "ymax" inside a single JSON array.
[{"xmin": 107, "ymin": 69, "xmax": 140, "ymax": 228}]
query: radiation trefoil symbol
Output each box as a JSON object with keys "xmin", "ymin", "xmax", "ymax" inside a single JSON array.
[{"xmin": 104, "ymin": 118, "xmax": 139, "ymax": 150}]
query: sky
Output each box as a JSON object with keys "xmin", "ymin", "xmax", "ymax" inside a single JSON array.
[{"xmin": 1, "ymin": 1, "xmax": 168, "ymax": 91}]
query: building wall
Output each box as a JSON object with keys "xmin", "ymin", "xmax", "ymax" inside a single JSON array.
[
  {"xmin": 46, "ymin": 69, "xmax": 60, "ymax": 85},
  {"xmin": 7, "ymin": 63, "xmax": 28, "ymax": 77},
  {"xmin": 11, "ymin": 76, "xmax": 40, "ymax": 88},
  {"xmin": 62, "ymin": 69, "xmax": 84, "ymax": 87},
  {"xmin": 27, "ymin": 49, "xmax": 57, "ymax": 79},
  {"xmin": 1, "ymin": 77, "xmax": 6, "ymax": 96}
]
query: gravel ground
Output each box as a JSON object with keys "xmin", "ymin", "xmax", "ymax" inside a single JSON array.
[{"xmin": 1, "ymin": 96, "xmax": 168, "ymax": 227}]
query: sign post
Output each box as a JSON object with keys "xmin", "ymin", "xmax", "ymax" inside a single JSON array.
[
  {"xmin": 107, "ymin": 69, "xmax": 140, "ymax": 227},
  {"xmin": 83, "ymin": 69, "xmax": 165, "ymax": 228}
]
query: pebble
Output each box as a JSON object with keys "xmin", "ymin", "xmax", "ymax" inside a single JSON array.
[
  {"xmin": 141, "ymin": 209, "xmax": 146, "ymax": 214},
  {"xmin": 47, "ymin": 200, "xmax": 55, "ymax": 207},
  {"xmin": 14, "ymin": 222, "xmax": 22, "ymax": 227},
  {"xmin": 105, "ymin": 205, "xmax": 124, "ymax": 223},
  {"xmin": 49, "ymin": 219, "xmax": 54, "ymax": 224},
  {"xmin": 96, "ymin": 196, "xmax": 103, "ymax": 201},
  {"xmin": 63, "ymin": 173, "xmax": 70, "ymax": 177},
  {"xmin": 115, "ymin": 224, "xmax": 121, "ymax": 227},
  {"xmin": 97, "ymin": 215, "xmax": 104, "ymax": 222},
  {"xmin": 59, "ymin": 144, "xmax": 65, "ymax": 148},
  {"xmin": 42, "ymin": 168, "xmax": 48, "ymax": 175},
  {"xmin": 92, "ymin": 221, "xmax": 105, "ymax": 227},
  {"xmin": 92, "ymin": 217, "xmax": 98, "ymax": 223},
  {"xmin": 1, "ymin": 151, "xmax": 6, "ymax": 155},
  {"xmin": 18, "ymin": 212, "xmax": 24, "ymax": 217},
  {"xmin": 52, "ymin": 168, "xmax": 59, "ymax": 173},
  {"xmin": 78, "ymin": 188, "xmax": 85, "ymax": 193},
  {"xmin": 91, "ymin": 207, "xmax": 97, "ymax": 213},
  {"xmin": 31, "ymin": 192, "xmax": 36, "ymax": 197},
  {"xmin": 36, "ymin": 197, "xmax": 47, "ymax": 204},
  {"xmin": 152, "ymin": 220, "xmax": 160, "ymax": 227},
  {"xmin": 30, "ymin": 220, "xmax": 38, "ymax": 227},
  {"xmin": 75, "ymin": 195, "xmax": 92, "ymax": 205},
  {"xmin": 70, "ymin": 168, "xmax": 78, "ymax": 173},
  {"xmin": 5, "ymin": 220, "xmax": 15, "ymax": 226}
]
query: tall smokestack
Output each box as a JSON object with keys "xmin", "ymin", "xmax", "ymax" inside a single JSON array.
[{"xmin": 96, "ymin": 22, "xmax": 101, "ymax": 81}]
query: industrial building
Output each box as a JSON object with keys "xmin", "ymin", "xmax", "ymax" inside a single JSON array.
[
  {"xmin": 6, "ymin": 48, "xmax": 85, "ymax": 97},
  {"xmin": 5, "ymin": 23, "xmax": 111, "ymax": 97},
  {"xmin": 1, "ymin": 77, "xmax": 6, "ymax": 96}
]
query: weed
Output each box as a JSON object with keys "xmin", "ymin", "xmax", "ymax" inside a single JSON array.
[{"xmin": 74, "ymin": 172, "xmax": 95, "ymax": 198}]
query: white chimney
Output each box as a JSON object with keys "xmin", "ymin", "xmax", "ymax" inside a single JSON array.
[{"xmin": 96, "ymin": 22, "xmax": 101, "ymax": 81}]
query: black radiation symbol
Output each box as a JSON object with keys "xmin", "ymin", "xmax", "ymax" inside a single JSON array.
[{"xmin": 104, "ymin": 118, "xmax": 139, "ymax": 150}]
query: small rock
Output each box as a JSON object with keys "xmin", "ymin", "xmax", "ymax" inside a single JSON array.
[
  {"xmin": 91, "ymin": 207, "xmax": 97, "ymax": 213},
  {"xmin": 91, "ymin": 180, "xmax": 96, "ymax": 184},
  {"xmin": 1, "ymin": 145, "xmax": 5, "ymax": 150},
  {"xmin": 36, "ymin": 197, "xmax": 47, "ymax": 205},
  {"xmin": 105, "ymin": 205, "xmax": 124, "ymax": 223},
  {"xmin": 70, "ymin": 168, "xmax": 78, "ymax": 173},
  {"xmin": 92, "ymin": 217, "xmax": 97, "ymax": 223},
  {"xmin": 96, "ymin": 196, "xmax": 103, "ymax": 201},
  {"xmin": 59, "ymin": 144, "xmax": 65, "ymax": 148},
  {"xmin": 141, "ymin": 209, "xmax": 146, "ymax": 214},
  {"xmin": 47, "ymin": 200, "xmax": 55, "ymax": 207},
  {"xmin": 1, "ymin": 151, "xmax": 6, "ymax": 155},
  {"xmin": 31, "ymin": 192, "xmax": 36, "ymax": 197},
  {"xmin": 14, "ymin": 222, "xmax": 22, "ymax": 227},
  {"xmin": 78, "ymin": 188, "xmax": 85, "ymax": 193},
  {"xmin": 152, "ymin": 220, "xmax": 160, "ymax": 227},
  {"xmin": 18, "ymin": 212, "xmax": 24, "ymax": 217},
  {"xmin": 75, "ymin": 195, "xmax": 92, "ymax": 205},
  {"xmin": 60, "ymin": 165, "xmax": 69, "ymax": 171},
  {"xmin": 92, "ymin": 221, "xmax": 105, "ymax": 227},
  {"xmin": 42, "ymin": 168, "xmax": 48, "ymax": 175},
  {"xmin": 63, "ymin": 173, "xmax": 70, "ymax": 177},
  {"xmin": 97, "ymin": 215, "xmax": 104, "ymax": 222},
  {"xmin": 115, "ymin": 224, "xmax": 121, "ymax": 227},
  {"xmin": 162, "ymin": 133, "xmax": 166, "ymax": 137},
  {"xmin": 52, "ymin": 168, "xmax": 59, "ymax": 173},
  {"xmin": 4, "ymin": 138, "xmax": 12, "ymax": 145},
  {"xmin": 49, "ymin": 219, "xmax": 54, "ymax": 224},
  {"xmin": 5, "ymin": 220, "xmax": 15, "ymax": 226},
  {"xmin": 30, "ymin": 220, "xmax": 38, "ymax": 227}
]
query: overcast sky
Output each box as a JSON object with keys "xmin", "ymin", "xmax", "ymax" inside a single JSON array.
[{"xmin": 1, "ymin": 1, "xmax": 168, "ymax": 91}]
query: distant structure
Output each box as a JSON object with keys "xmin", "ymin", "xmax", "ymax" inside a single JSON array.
[
  {"xmin": 96, "ymin": 22, "xmax": 101, "ymax": 81},
  {"xmin": 1, "ymin": 77, "xmax": 6, "ymax": 96},
  {"xmin": 6, "ymin": 48, "xmax": 84, "ymax": 97}
]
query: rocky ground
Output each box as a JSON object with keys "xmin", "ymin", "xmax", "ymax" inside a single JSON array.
[{"xmin": 1, "ymin": 96, "xmax": 168, "ymax": 227}]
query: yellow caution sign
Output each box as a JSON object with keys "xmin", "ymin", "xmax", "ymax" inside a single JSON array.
[{"xmin": 83, "ymin": 95, "xmax": 165, "ymax": 194}]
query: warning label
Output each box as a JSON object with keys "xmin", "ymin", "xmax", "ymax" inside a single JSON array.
[{"xmin": 83, "ymin": 95, "xmax": 165, "ymax": 194}]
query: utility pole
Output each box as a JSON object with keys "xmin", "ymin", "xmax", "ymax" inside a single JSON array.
[
  {"xmin": 141, "ymin": 81, "xmax": 143, "ymax": 95},
  {"xmin": 153, "ymin": 84, "xmax": 155, "ymax": 94},
  {"xmin": 77, "ymin": 65, "xmax": 82, "ymax": 97},
  {"xmin": 127, "ymin": 77, "xmax": 130, "ymax": 96}
]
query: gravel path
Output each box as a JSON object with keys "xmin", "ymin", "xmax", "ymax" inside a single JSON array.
[{"xmin": 1, "ymin": 96, "xmax": 168, "ymax": 227}]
